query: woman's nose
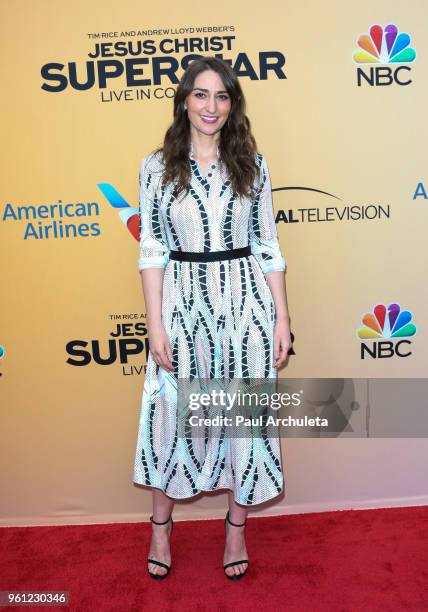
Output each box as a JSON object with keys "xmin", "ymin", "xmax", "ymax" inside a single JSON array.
[{"xmin": 205, "ymin": 96, "xmax": 217, "ymax": 114}]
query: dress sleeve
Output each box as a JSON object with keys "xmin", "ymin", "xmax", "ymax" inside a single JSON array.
[
  {"xmin": 138, "ymin": 154, "xmax": 170, "ymax": 271},
  {"xmin": 249, "ymin": 154, "xmax": 287, "ymax": 274}
]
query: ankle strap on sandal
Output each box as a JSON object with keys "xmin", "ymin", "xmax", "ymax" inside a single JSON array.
[
  {"xmin": 150, "ymin": 514, "xmax": 172, "ymax": 525},
  {"xmin": 226, "ymin": 510, "xmax": 246, "ymax": 527}
]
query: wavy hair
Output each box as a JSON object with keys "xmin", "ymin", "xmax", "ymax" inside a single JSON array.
[{"xmin": 153, "ymin": 56, "xmax": 260, "ymax": 200}]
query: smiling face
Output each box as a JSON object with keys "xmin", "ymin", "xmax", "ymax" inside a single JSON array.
[{"xmin": 185, "ymin": 69, "xmax": 232, "ymax": 137}]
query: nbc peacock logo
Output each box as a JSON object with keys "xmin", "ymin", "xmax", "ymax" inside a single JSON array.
[
  {"xmin": 353, "ymin": 24, "xmax": 417, "ymax": 87},
  {"xmin": 357, "ymin": 303, "xmax": 417, "ymax": 360}
]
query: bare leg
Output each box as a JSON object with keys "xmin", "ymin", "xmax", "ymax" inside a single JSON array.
[
  {"xmin": 223, "ymin": 491, "xmax": 249, "ymax": 577},
  {"xmin": 147, "ymin": 489, "xmax": 175, "ymax": 577}
]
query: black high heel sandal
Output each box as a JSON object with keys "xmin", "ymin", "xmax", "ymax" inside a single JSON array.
[
  {"xmin": 223, "ymin": 510, "xmax": 249, "ymax": 580},
  {"xmin": 147, "ymin": 514, "xmax": 174, "ymax": 580}
]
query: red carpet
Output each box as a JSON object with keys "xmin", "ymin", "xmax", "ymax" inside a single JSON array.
[{"xmin": 1, "ymin": 505, "xmax": 428, "ymax": 611}]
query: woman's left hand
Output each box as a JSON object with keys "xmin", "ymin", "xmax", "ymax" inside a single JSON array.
[{"xmin": 273, "ymin": 317, "xmax": 292, "ymax": 370}]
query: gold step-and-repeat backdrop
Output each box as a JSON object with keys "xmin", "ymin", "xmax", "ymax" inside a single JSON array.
[{"xmin": 1, "ymin": 1, "xmax": 427, "ymax": 525}]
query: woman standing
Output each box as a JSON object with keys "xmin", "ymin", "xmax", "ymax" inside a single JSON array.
[{"xmin": 133, "ymin": 56, "xmax": 291, "ymax": 580}]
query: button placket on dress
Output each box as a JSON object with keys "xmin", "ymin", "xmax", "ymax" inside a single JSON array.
[
  {"xmin": 189, "ymin": 143, "xmax": 222, "ymax": 250},
  {"xmin": 206, "ymin": 160, "xmax": 223, "ymax": 251}
]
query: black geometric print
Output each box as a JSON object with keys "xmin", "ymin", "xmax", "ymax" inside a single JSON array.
[{"xmin": 133, "ymin": 147, "xmax": 287, "ymax": 505}]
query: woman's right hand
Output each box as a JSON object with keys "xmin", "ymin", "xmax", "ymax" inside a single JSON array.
[{"xmin": 148, "ymin": 323, "xmax": 175, "ymax": 372}]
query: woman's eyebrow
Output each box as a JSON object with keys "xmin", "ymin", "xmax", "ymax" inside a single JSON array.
[{"xmin": 191, "ymin": 87, "xmax": 229, "ymax": 94}]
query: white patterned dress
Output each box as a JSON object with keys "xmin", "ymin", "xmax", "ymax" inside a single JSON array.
[{"xmin": 133, "ymin": 146, "xmax": 287, "ymax": 506}]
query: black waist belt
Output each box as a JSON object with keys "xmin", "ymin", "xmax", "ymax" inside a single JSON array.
[{"xmin": 169, "ymin": 246, "xmax": 252, "ymax": 262}]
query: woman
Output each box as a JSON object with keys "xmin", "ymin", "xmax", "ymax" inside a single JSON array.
[{"xmin": 133, "ymin": 56, "xmax": 291, "ymax": 580}]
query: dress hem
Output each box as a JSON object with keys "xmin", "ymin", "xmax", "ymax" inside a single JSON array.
[{"xmin": 132, "ymin": 478, "xmax": 284, "ymax": 507}]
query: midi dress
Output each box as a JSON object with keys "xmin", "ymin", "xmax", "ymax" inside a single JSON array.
[{"xmin": 133, "ymin": 145, "xmax": 287, "ymax": 506}]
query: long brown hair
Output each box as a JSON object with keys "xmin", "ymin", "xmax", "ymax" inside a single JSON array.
[{"xmin": 153, "ymin": 56, "xmax": 260, "ymax": 200}]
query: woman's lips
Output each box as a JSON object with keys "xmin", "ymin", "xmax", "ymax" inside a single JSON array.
[{"xmin": 201, "ymin": 115, "xmax": 218, "ymax": 124}]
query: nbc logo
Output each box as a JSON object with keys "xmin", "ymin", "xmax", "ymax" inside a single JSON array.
[
  {"xmin": 353, "ymin": 24, "xmax": 416, "ymax": 87},
  {"xmin": 357, "ymin": 303, "xmax": 417, "ymax": 359}
]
